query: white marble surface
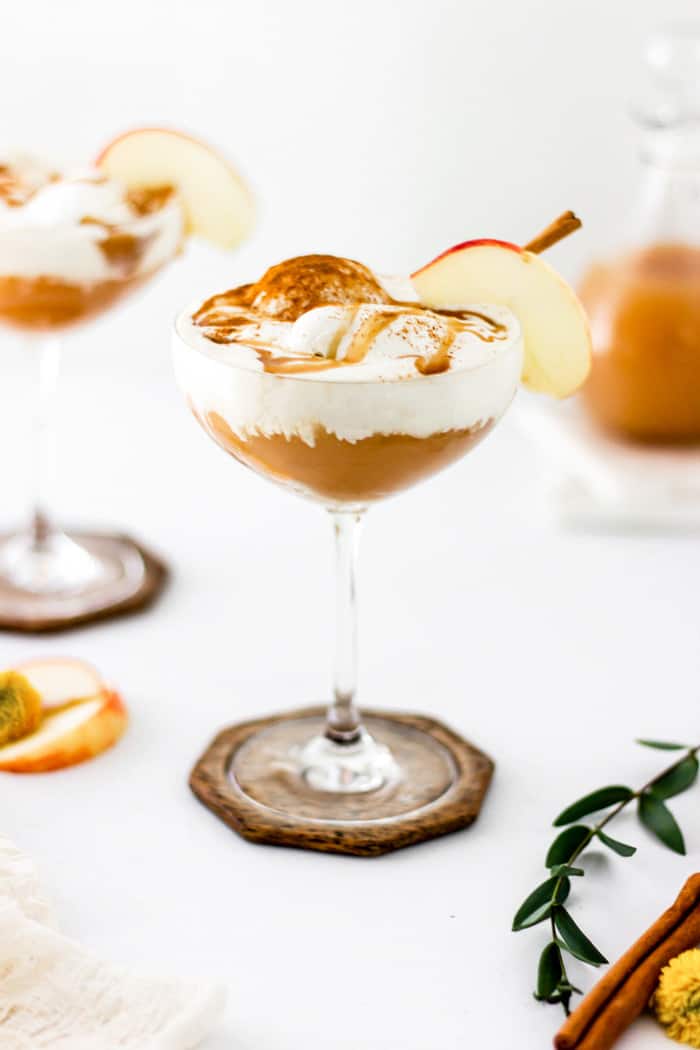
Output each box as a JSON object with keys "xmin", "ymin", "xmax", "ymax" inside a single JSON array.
[{"xmin": 0, "ymin": 312, "xmax": 698, "ymax": 1049}]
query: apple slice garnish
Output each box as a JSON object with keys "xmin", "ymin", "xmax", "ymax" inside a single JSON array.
[
  {"xmin": 96, "ymin": 127, "xmax": 255, "ymax": 250},
  {"xmin": 411, "ymin": 238, "xmax": 591, "ymax": 398},
  {"xmin": 13, "ymin": 657, "xmax": 104, "ymax": 711},
  {"xmin": 0, "ymin": 691, "xmax": 127, "ymax": 773}
]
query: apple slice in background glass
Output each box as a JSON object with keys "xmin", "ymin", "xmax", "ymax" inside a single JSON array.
[
  {"xmin": 97, "ymin": 128, "xmax": 255, "ymax": 251},
  {"xmin": 0, "ymin": 128, "xmax": 255, "ymax": 630},
  {"xmin": 0, "ymin": 658, "xmax": 127, "ymax": 772}
]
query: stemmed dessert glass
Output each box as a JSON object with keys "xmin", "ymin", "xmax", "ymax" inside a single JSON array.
[
  {"xmin": 0, "ymin": 193, "xmax": 183, "ymax": 625},
  {"xmin": 173, "ymin": 300, "xmax": 523, "ymax": 830},
  {"xmin": 0, "ymin": 128, "xmax": 254, "ymax": 628}
]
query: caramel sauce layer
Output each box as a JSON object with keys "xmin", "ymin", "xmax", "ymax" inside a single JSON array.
[
  {"xmin": 202, "ymin": 410, "xmax": 493, "ymax": 503},
  {"xmin": 0, "ymin": 177, "xmax": 177, "ymax": 331},
  {"xmin": 580, "ymin": 243, "xmax": 700, "ymax": 443},
  {"xmin": 193, "ymin": 254, "xmax": 508, "ymax": 379},
  {"xmin": 0, "ymin": 274, "xmax": 150, "ymax": 330}
]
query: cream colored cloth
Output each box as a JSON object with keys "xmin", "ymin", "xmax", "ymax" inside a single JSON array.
[{"xmin": 0, "ymin": 836, "xmax": 225, "ymax": 1049}]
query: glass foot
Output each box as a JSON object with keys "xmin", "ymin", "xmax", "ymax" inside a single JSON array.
[
  {"xmin": 229, "ymin": 713, "xmax": 459, "ymax": 823},
  {"xmin": 0, "ymin": 530, "xmax": 106, "ymax": 594},
  {"xmin": 296, "ymin": 729, "xmax": 400, "ymax": 793},
  {"xmin": 0, "ymin": 531, "xmax": 146, "ymax": 626}
]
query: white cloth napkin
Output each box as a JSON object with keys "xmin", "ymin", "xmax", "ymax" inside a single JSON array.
[{"xmin": 0, "ymin": 836, "xmax": 225, "ymax": 1049}]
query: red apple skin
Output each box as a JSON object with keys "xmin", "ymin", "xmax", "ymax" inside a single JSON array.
[
  {"xmin": 411, "ymin": 238, "xmax": 522, "ymax": 279},
  {"xmin": 95, "ymin": 127, "xmax": 255, "ymax": 250},
  {"xmin": 0, "ymin": 691, "xmax": 128, "ymax": 774},
  {"xmin": 95, "ymin": 126, "xmax": 216, "ymax": 166}
]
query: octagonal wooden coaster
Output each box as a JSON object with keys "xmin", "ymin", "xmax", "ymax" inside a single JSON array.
[
  {"xmin": 190, "ymin": 706, "xmax": 494, "ymax": 856},
  {"xmin": 0, "ymin": 532, "xmax": 168, "ymax": 634}
]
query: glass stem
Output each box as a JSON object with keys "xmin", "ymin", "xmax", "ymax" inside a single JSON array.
[
  {"xmin": 30, "ymin": 335, "xmax": 61, "ymax": 551},
  {"xmin": 326, "ymin": 509, "xmax": 364, "ymax": 744}
]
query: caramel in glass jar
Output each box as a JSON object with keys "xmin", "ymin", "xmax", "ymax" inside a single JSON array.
[{"xmin": 579, "ymin": 242, "xmax": 700, "ymax": 443}]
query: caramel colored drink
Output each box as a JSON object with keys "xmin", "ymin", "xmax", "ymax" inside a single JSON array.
[
  {"xmin": 580, "ymin": 243, "xmax": 700, "ymax": 443},
  {"xmin": 174, "ymin": 255, "xmax": 522, "ymax": 507},
  {"xmin": 0, "ymin": 157, "xmax": 182, "ymax": 331},
  {"xmin": 0, "ymin": 151, "xmax": 184, "ymax": 619},
  {"xmin": 170, "ymin": 239, "xmax": 594, "ymax": 836}
]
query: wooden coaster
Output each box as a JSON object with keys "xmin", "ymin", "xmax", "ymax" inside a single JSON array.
[
  {"xmin": 190, "ymin": 707, "xmax": 494, "ymax": 856},
  {"xmin": 0, "ymin": 532, "xmax": 168, "ymax": 634}
]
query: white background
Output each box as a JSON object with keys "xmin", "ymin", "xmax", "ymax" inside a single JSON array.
[{"xmin": 2, "ymin": 1, "xmax": 700, "ymax": 1048}]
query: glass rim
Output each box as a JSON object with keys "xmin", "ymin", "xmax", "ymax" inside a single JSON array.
[{"xmin": 171, "ymin": 306, "xmax": 523, "ymax": 388}]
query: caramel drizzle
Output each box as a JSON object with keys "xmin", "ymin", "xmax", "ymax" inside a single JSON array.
[
  {"xmin": 95, "ymin": 230, "xmax": 155, "ymax": 272},
  {"xmin": 78, "ymin": 187, "xmax": 175, "ymax": 274},
  {"xmin": 255, "ymin": 349, "xmax": 344, "ymax": 375},
  {"xmin": 195, "ymin": 298, "xmax": 508, "ymax": 377},
  {"xmin": 0, "ymin": 165, "xmax": 53, "ymax": 208},
  {"xmin": 415, "ymin": 327, "xmax": 457, "ymax": 375},
  {"xmin": 343, "ymin": 310, "xmax": 400, "ymax": 363}
]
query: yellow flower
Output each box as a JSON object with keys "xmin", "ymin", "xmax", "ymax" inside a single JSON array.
[
  {"xmin": 654, "ymin": 949, "xmax": 700, "ymax": 1047},
  {"xmin": 0, "ymin": 671, "xmax": 42, "ymax": 747}
]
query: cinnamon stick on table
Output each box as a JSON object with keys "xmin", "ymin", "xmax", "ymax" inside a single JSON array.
[{"xmin": 554, "ymin": 873, "xmax": 700, "ymax": 1050}]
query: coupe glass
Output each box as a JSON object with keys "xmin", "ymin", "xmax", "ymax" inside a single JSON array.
[
  {"xmin": 173, "ymin": 317, "xmax": 522, "ymax": 825},
  {"xmin": 0, "ymin": 195, "xmax": 182, "ymax": 624}
]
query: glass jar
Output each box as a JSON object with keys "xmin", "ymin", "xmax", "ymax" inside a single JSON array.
[{"xmin": 579, "ymin": 26, "xmax": 700, "ymax": 444}]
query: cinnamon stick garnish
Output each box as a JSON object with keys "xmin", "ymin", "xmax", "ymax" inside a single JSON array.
[
  {"xmin": 554, "ymin": 873, "xmax": 700, "ymax": 1050},
  {"xmin": 524, "ymin": 211, "xmax": 582, "ymax": 254}
]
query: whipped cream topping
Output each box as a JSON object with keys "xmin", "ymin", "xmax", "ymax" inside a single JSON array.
[
  {"xmin": 184, "ymin": 256, "xmax": 515, "ymax": 381},
  {"xmin": 0, "ymin": 154, "xmax": 183, "ymax": 283},
  {"xmin": 174, "ymin": 255, "xmax": 524, "ymax": 445},
  {"xmin": 189, "ymin": 295, "xmax": 514, "ymax": 382}
]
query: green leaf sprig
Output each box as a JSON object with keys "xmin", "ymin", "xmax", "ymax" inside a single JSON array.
[{"xmin": 512, "ymin": 739, "xmax": 699, "ymax": 1015}]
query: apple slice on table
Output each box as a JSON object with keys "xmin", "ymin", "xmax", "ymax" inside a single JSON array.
[
  {"xmin": 97, "ymin": 128, "xmax": 255, "ymax": 250},
  {"xmin": 412, "ymin": 239, "xmax": 591, "ymax": 398},
  {"xmin": 0, "ymin": 658, "xmax": 127, "ymax": 772},
  {"xmin": 0, "ymin": 690, "xmax": 127, "ymax": 773},
  {"xmin": 14, "ymin": 657, "xmax": 104, "ymax": 711}
]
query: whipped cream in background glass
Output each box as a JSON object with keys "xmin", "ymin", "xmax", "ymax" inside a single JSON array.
[
  {"xmin": 0, "ymin": 149, "xmax": 187, "ymax": 620},
  {"xmin": 0, "ymin": 154, "xmax": 183, "ymax": 286}
]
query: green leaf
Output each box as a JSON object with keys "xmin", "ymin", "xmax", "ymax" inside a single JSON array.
[
  {"xmin": 555, "ymin": 936, "xmax": 600, "ymax": 967},
  {"xmin": 638, "ymin": 792, "xmax": 686, "ymax": 855},
  {"xmin": 535, "ymin": 942, "xmax": 563, "ymax": 1001},
  {"xmin": 554, "ymin": 786, "xmax": 634, "ymax": 827},
  {"xmin": 546, "ymin": 825, "xmax": 591, "ymax": 867},
  {"xmin": 596, "ymin": 829, "xmax": 637, "ymax": 857},
  {"xmin": 652, "ymin": 756, "xmax": 699, "ymax": 800},
  {"xmin": 637, "ymin": 739, "xmax": 687, "ymax": 751},
  {"xmin": 550, "ymin": 865, "xmax": 585, "ymax": 878},
  {"xmin": 516, "ymin": 901, "xmax": 553, "ymax": 930},
  {"xmin": 554, "ymin": 908, "xmax": 608, "ymax": 966},
  {"xmin": 512, "ymin": 876, "xmax": 570, "ymax": 931},
  {"xmin": 553, "ymin": 876, "xmax": 571, "ymax": 905}
]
